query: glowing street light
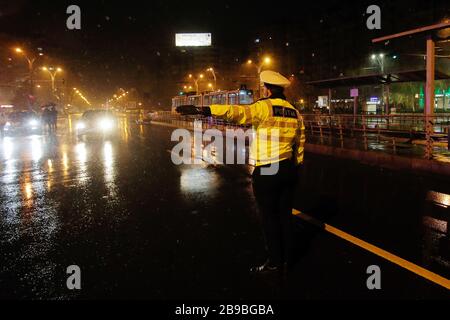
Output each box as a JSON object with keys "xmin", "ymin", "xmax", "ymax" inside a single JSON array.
[
  {"xmin": 41, "ymin": 66, "xmax": 63, "ymax": 96},
  {"xmin": 13, "ymin": 47, "xmax": 44, "ymax": 108},
  {"xmin": 188, "ymin": 74, "xmax": 205, "ymax": 95},
  {"xmin": 370, "ymin": 53, "xmax": 387, "ymax": 113},
  {"xmin": 248, "ymin": 55, "xmax": 273, "ymax": 98},
  {"xmin": 247, "ymin": 55, "xmax": 273, "ymax": 74},
  {"xmin": 72, "ymin": 88, "xmax": 91, "ymax": 106},
  {"xmin": 206, "ymin": 67, "xmax": 217, "ymax": 90}
]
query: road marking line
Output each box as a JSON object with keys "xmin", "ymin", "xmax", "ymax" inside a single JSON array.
[{"xmin": 292, "ymin": 209, "xmax": 450, "ymax": 290}]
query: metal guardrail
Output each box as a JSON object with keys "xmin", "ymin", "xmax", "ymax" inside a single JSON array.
[
  {"xmin": 302, "ymin": 114, "xmax": 450, "ymax": 134},
  {"xmin": 148, "ymin": 111, "xmax": 251, "ymax": 131},
  {"xmin": 147, "ymin": 111, "xmax": 450, "ymax": 157},
  {"xmin": 303, "ymin": 114, "xmax": 450, "ymax": 156}
]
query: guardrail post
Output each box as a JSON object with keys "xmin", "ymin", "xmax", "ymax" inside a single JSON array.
[
  {"xmin": 362, "ymin": 117, "xmax": 368, "ymax": 150},
  {"xmin": 329, "ymin": 116, "xmax": 332, "ymax": 136},
  {"xmin": 425, "ymin": 36, "xmax": 435, "ymax": 160}
]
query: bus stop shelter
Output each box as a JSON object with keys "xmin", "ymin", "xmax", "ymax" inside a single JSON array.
[
  {"xmin": 310, "ymin": 20, "xmax": 450, "ymax": 159},
  {"xmin": 307, "ymin": 69, "xmax": 450, "ymax": 115}
]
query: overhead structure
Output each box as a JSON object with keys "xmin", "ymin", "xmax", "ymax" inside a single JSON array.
[{"xmin": 372, "ymin": 20, "xmax": 450, "ymax": 159}]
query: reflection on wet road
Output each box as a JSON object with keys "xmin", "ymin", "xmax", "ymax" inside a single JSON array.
[{"xmin": 0, "ymin": 116, "xmax": 449, "ymax": 299}]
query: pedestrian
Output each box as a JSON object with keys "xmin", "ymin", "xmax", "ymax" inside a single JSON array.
[
  {"xmin": 177, "ymin": 70, "xmax": 306, "ymax": 274},
  {"xmin": 50, "ymin": 105, "xmax": 58, "ymax": 132},
  {"xmin": 42, "ymin": 106, "xmax": 52, "ymax": 133},
  {"xmin": 0, "ymin": 111, "xmax": 7, "ymax": 137}
]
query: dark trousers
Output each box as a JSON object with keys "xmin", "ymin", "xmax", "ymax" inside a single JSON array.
[{"xmin": 252, "ymin": 159, "xmax": 298, "ymax": 267}]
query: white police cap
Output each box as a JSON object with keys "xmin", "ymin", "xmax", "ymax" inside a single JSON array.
[{"xmin": 260, "ymin": 70, "xmax": 291, "ymax": 88}]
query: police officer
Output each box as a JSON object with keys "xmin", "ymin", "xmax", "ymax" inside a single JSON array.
[{"xmin": 177, "ymin": 70, "xmax": 306, "ymax": 274}]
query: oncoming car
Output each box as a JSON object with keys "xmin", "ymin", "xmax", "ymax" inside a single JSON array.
[
  {"xmin": 76, "ymin": 110, "xmax": 118, "ymax": 137},
  {"xmin": 4, "ymin": 111, "xmax": 42, "ymax": 135}
]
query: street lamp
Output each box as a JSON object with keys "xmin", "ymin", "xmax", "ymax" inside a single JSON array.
[
  {"xmin": 188, "ymin": 74, "xmax": 204, "ymax": 95},
  {"xmin": 371, "ymin": 53, "xmax": 387, "ymax": 113},
  {"xmin": 206, "ymin": 68, "xmax": 217, "ymax": 91},
  {"xmin": 247, "ymin": 56, "xmax": 272, "ymax": 98},
  {"xmin": 371, "ymin": 53, "xmax": 385, "ymax": 73},
  {"xmin": 42, "ymin": 66, "xmax": 63, "ymax": 99},
  {"xmin": 72, "ymin": 87, "xmax": 91, "ymax": 106},
  {"xmin": 257, "ymin": 56, "xmax": 272, "ymax": 74},
  {"xmin": 14, "ymin": 47, "xmax": 43, "ymax": 108},
  {"xmin": 14, "ymin": 47, "xmax": 42, "ymax": 76}
]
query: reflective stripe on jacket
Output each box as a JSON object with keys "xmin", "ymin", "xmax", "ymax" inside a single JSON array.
[{"xmin": 210, "ymin": 98, "xmax": 306, "ymax": 166}]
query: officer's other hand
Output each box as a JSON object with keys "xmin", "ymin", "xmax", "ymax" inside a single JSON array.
[{"xmin": 175, "ymin": 105, "xmax": 202, "ymax": 115}]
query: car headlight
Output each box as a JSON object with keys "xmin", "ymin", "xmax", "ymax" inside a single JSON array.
[
  {"xmin": 99, "ymin": 119, "xmax": 114, "ymax": 131},
  {"xmin": 29, "ymin": 119, "xmax": 40, "ymax": 127},
  {"xmin": 76, "ymin": 122, "xmax": 86, "ymax": 130}
]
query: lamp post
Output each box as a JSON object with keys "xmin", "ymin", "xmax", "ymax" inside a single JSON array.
[
  {"xmin": 258, "ymin": 56, "xmax": 272, "ymax": 75},
  {"xmin": 371, "ymin": 53, "xmax": 385, "ymax": 74},
  {"xmin": 15, "ymin": 48, "xmax": 40, "ymax": 74},
  {"xmin": 42, "ymin": 67, "xmax": 63, "ymax": 100},
  {"xmin": 14, "ymin": 47, "xmax": 44, "ymax": 109},
  {"xmin": 206, "ymin": 68, "xmax": 217, "ymax": 91},
  {"xmin": 189, "ymin": 74, "xmax": 204, "ymax": 95},
  {"xmin": 371, "ymin": 53, "xmax": 387, "ymax": 114},
  {"xmin": 247, "ymin": 56, "xmax": 272, "ymax": 98}
]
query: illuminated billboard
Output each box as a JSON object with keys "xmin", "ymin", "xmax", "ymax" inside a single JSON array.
[{"xmin": 176, "ymin": 33, "xmax": 212, "ymax": 47}]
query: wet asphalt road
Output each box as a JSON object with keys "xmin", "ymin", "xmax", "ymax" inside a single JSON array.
[{"xmin": 0, "ymin": 116, "xmax": 449, "ymax": 300}]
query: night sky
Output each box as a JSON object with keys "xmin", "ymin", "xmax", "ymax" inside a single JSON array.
[{"xmin": 0, "ymin": 0, "xmax": 448, "ymax": 106}]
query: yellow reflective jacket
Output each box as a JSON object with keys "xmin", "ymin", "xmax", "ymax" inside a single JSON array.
[{"xmin": 210, "ymin": 98, "xmax": 306, "ymax": 167}]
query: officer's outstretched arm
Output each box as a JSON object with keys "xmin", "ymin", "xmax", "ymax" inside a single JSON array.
[{"xmin": 209, "ymin": 102, "xmax": 266, "ymax": 126}]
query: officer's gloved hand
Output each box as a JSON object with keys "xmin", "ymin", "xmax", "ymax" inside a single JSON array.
[
  {"xmin": 176, "ymin": 105, "xmax": 211, "ymax": 117},
  {"xmin": 176, "ymin": 105, "xmax": 202, "ymax": 115}
]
